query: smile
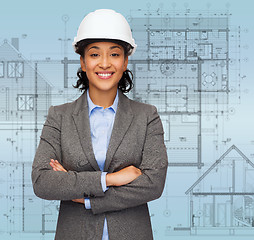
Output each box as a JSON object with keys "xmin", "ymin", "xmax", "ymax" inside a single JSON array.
[{"xmin": 96, "ymin": 72, "xmax": 114, "ymax": 79}]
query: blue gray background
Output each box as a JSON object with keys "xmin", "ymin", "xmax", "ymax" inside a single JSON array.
[{"xmin": 0, "ymin": 0, "xmax": 254, "ymax": 239}]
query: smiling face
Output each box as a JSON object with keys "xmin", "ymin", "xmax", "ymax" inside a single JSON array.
[{"xmin": 80, "ymin": 41, "xmax": 128, "ymax": 96}]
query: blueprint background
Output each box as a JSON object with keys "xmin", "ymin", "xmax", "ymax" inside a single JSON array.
[{"xmin": 0, "ymin": 0, "xmax": 254, "ymax": 239}]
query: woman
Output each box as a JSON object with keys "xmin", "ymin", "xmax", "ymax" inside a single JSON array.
[{"xmin": 32, "ymin": 9, "xmax": 168, "ymax": 240}]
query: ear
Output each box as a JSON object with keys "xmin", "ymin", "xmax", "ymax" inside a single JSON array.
[
  {"xmin": 123, "ymin": 56, "xmax": 128, "ymax": 71},
  {"xmin": 80, "ymin": 56, "xmax": 86, "ymax": 72}
]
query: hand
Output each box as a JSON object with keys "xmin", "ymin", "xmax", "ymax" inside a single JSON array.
[
  {"xmin": 106, "ymin": 165, "xmax": 142, "ymax": 187},
  {"xmin": 72, "ymin": 198, "xmax": 85, "ymax": 204},
  {"xmin": 50, "ymin": 159, "xmax": 67, "ymax": 172},
  {"xmin": 49, "ymin": 159, "xmax": 84, "ymax": 204}
]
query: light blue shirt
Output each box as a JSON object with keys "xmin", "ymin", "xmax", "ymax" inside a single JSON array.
[{"xmin": 84, "ymin": 89, "xmax": 118, "ymax": 240}]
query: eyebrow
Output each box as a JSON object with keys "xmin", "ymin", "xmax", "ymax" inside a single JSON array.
[{"xmin": 87, "ymin": 46, "xmax": 121, "ymax": 51}]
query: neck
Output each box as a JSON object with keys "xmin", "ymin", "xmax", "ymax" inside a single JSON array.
[{"xmin": 88, "ymin": 88, "xmax": 117, "ymax": 109}]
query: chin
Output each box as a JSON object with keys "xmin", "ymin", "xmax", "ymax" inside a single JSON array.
[{"xmin": 95, "ymin": 85, "xmax": 118, "ymax": 93}]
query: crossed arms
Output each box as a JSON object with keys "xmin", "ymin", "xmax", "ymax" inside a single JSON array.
[
  {"xmin": 31, "ymin": 105, "xmax": 168, "ymax": 214},
  {"xmin": 49, "ymin": 159, "xmax": 142, "ymax": 204}
]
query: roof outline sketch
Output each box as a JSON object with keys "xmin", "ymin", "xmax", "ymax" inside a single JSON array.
[{"xmin": 185, "ymin": 145, "xmax": 254, "ymax": 194}]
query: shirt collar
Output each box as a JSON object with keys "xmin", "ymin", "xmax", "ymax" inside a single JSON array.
[{"xmin": 87, "ymin": 89, "xmax": 119, "ymax": 116}]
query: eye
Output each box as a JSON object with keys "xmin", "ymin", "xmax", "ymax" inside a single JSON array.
[
  {"xmin": 90, "ymin": 53, "xmax": 99, "ymax": 57},
  {"xmin": 111, "ymin": 53, "xmax": 120, "ymax": 57}
]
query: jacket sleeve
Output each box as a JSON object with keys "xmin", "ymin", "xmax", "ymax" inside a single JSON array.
[
  {"xmin": 90, "ymin": 106, "xmax": 168, "ymax": 214},
  {"xmin": 31, "ymin": 106, "xmax": 105, "ymax": 201}
]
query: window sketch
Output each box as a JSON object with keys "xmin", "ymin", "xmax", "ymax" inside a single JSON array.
[
  {"xmin": 17, "ymin": 94, "xmax": 34, "ymax": 111},
  {"xmin": 7, "ymin": 61, "xmax": 24, "ymax": 78}
]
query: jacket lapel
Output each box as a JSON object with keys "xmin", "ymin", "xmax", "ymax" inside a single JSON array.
[
  {"xmin": 72, "ymin": 90, "xmax": 100, "ymax": 171},
  {"xmin": 72, "ymin": 90, "xmax": 134, "ymax": 172},
  {"xmin": 104, "ymin": 91, "xmax": 134, "ymax": 172}
]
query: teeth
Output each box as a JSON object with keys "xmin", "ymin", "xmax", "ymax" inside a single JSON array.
[{"xmin": 98, "ymin": 73, "xmax": 112, "ymax": 77}]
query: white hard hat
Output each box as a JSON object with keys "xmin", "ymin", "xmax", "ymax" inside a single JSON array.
[{"xmin": 73, "ymin": 9, "xmax": 137, "ymax": 56}]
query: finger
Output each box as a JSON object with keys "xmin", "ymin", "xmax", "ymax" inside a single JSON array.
[
  {"xmin": 55, "ymin": 161, "xmax": 67, "ymax": 172},
  {"xmin": 55, "ymin": 163, "xmax": 67, "ymax": 172},
  {"xmin": 50, "ymin": 159, "xmax": 67, "ymax": 172},
  {"xmin": 50, "ymin": 162, "xmax": 60, "ymax": 169},
  {"xmin": 50, "ymin": 162, "xmax": 63, "ymax": 172},
  {"xmin": 55, "ymin": 164, "xmax": 65, "ymax": 172},
  {"xmin": 55, "ymin": 165, "xmax": 67, "ymax": 172},
  {"xmin": 60, "ymin": 168, "xmax": 67, "ymax": 172},
  {"xmin": 54, "ymin": 160, "xmax": 63, "ymax": 168},
  {"xmin": 52, "ymin": 160, "xmax": 63, "ymax": 168},
  {"xmin": 72, "ymin": 199, "xmax": 84, "ymax": 204},
  {"xmin": 50, "ymin": 160, "xmax": 56, "ymax": 167},
  {"xmin": 49, "ymin": 162, "xmax": 56, "ymax": 169}
]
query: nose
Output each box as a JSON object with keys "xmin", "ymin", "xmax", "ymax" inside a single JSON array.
[{"xmin": 98, "ymin": 55, "xmax": 111, "ymax": 69}]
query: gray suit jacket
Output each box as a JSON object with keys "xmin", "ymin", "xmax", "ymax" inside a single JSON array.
[{"xmin": 32, "ymin": 90, "xmax": 168, "ymax": 240}]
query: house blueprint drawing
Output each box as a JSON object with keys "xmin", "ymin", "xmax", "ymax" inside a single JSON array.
[{"xmin": 0, "ymin": 4, "xmax": 253, "ymax": 240}]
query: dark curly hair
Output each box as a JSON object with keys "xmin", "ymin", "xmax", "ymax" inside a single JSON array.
[{"xmin": 73, "ymin": 39, "xmax": 134, "ymax": 93}]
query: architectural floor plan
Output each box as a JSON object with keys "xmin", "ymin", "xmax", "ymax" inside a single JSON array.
[{"xmin": 0, "ymin": 5, "xmax": 253, "ymax": 240}]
